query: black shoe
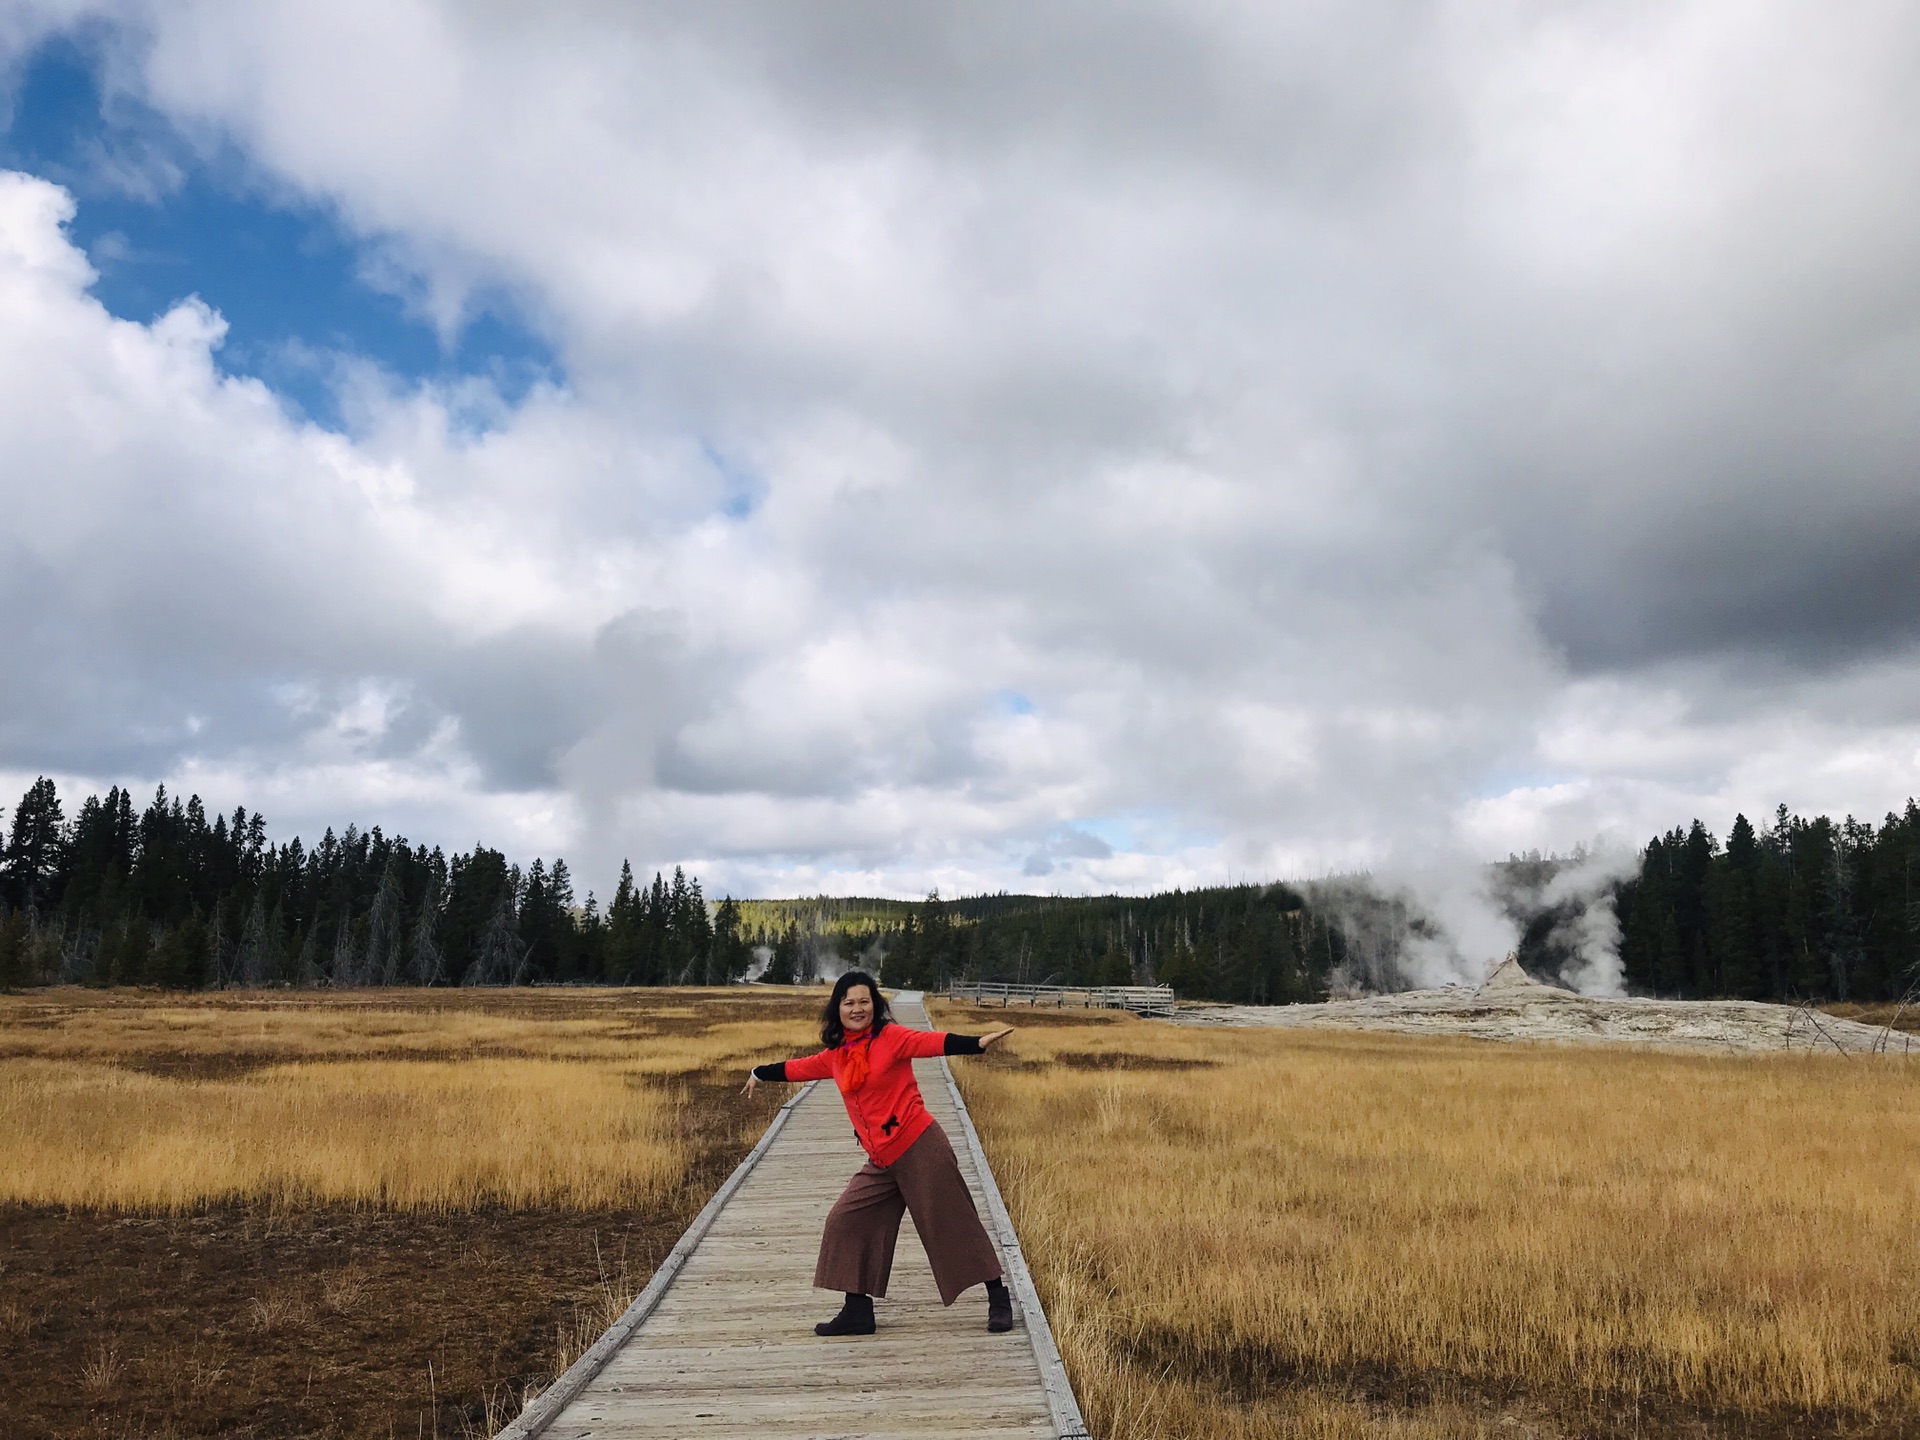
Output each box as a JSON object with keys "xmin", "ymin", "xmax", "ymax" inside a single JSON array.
[
  {"xmin": 986, "ymin": 1279, "xmax": 1013, "ymax": 1333},
  {"xmin": 815, "ymin": 1293, "xmax": 876, "ymax": 1337}
]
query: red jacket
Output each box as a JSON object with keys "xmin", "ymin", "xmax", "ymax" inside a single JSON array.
[{"xmin": 780, "ymin": 1024, "xmax": 954, "ymax": 1167}]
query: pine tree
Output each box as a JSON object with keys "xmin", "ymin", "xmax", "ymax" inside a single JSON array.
[
  {"xmin": 154, "ymin": 912, "xmax": 211, "ymax": 989},
  {"xmin": 886, "ymin": 912, "xmax": 924, "ymax": 989},
  {"xmin": 1710, "ymin": 813, "xmax": 1761, "ymax": 997},
  {"xmin": 521, "ymin": 859, "xmax": 554, "ymax": 980},
  {"xmin": 645, "ymin": 870, "xmax": 670, "ymax": 981},
  {"xmin": 711, "ymin": 897, "xmax": 752, "ymax": 983},
  {"xmin": 548, "ymin": 859, "xmax": 579, "ymax": 981},
  {"xmin": 440, "ymin": 846, "xmax": 511, "ymax": 980},
  {"xmin": 331, "ymin": 906, "xmax": 360, "ymax": 987},
  {"xmin": 1822, "ymin": 821, "xmax": 1863, "ymax": 1000},
  {"xmin": 407, "ymin": 868, "xmax": 446, "ymax": 986},
  {"xmin": 62, "ymin": 791, "xmax": 115, "ymax": 925},
  {"xmin": 0, "ymin": 905, "xmax": 28, "ymax": 989},
  {"xmin": 1905, "ymin": 800, "xmax": 1920, "ymax": 986},
  {"xmin": 667, "ymin": 870, "xmax": 712, "ymax": 983},
  {"xmin": 767, "ymin": 923, "xmax": 799, "ymax": 985},
  {"xmin": 463, "ymin": 888, "xmax": 525, "ymax": 986},
  {"xmin": 295, "ymin": 922, "xmax": 324, "ymax": 988},
  {"xmin": 606, "ymin": 861, "xmax": 641, "ymax": 983},
  {"xmin": 2, "ymin": 777, "xmax": 66, "ymax": 913},
  {"xmin": 363, "ymin": 860, "xmax": 405, "ymax": 985},
  {"xmin": 235, "ymin": 893, "xmax": 272, "ymax": 987},
  {"xmin": 665, "ymin": 867, "xmax": 694, "ymax": 981},
  {"xmin": 577, "ymin": 890, "xmax": 604, "ymax": 982},
  {"xmin": 117, "ymin": 918, "xmax": 154, "ymax": 985},
  {"xmin": 888, "ymin": 892, "xmax": 951, "ymax": 990}
]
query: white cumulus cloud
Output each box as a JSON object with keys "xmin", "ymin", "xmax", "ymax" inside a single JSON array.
[{"xmin": 4, "ymin": 3, "xmax": 1920, "ymax": 915}]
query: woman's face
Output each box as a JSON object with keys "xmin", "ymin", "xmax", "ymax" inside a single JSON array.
[{"xmin": 839, "ymin": 984, "xmax": 876, "ymax": 1034}]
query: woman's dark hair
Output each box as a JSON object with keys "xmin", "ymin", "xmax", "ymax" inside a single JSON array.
[{"xmin": 821, "ymin": 970, "xmax": 891, "ymax": 1048}]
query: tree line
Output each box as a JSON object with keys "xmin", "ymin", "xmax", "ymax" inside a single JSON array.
[
  {"xmin": 5, "ymin": 771, "xmax": 1915, "ymax": 1003},
  {"xmin": 738, "ymin": 884, "xmax": 1336, "ymax": 1004},
  {"xmin": 1614, "ymin": 802, "xmax": 1920, "ymax": 1003},
  {"xmin": 0, "ymin": 777, "xmax": 752, "ymax": 989},
  {"xmin": 0, "ymin": 776, "xmax": 1429, "ymax": 1002},
  {"xmin": 702, "ymin": 804, "xmax": 1920, "ymax": 1005}
]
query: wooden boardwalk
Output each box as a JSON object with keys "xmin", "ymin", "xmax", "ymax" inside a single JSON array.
[{"xmin": 500, "ymin": 995, "xmax": 1087, "ymax": 1440}]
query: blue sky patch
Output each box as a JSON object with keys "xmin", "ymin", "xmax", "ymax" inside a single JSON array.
[
  {"xmin": 702, "ymin": 442, "xmax": 767, "ymax": 519},
  {"xmin": 0, "ymin": 32, "xmax": 560, "ymax": 430},
  {"xmin": 1075, "ymin": 808, "xmax": 1216, "ymax": 856}
]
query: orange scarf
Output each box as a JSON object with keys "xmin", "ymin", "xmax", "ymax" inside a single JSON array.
[{"xmin": 836, "ymin": 1029, "xmax": 874, "ymax": 1093}]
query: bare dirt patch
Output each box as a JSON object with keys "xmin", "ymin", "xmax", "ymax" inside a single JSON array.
[
  {"xmin": 3, "ymin": 1201, "xmax": 684, "ymax": 1440},
  {"xmin": 939, "ymin": 1003, "xmax": 1126, "ymax": 1029},
  {"xmin": 1053, "ymin": 1050, "xmax": 1219, "ymax": 1071}
]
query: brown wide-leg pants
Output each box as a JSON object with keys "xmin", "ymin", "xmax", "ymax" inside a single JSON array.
[{"xmin": 813, "ymin": 1121, "xmax": 1003, "ymax": 1306}]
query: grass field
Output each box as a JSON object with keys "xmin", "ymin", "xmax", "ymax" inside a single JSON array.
[
  {"xmin": 0, "ymin": 985, "xmax": 819, "ymax": 1440},
  {"xmin": 1821, "ymin": 1001, "xmax": 1920, "ymax": 1035},
  {"xmin": 934, "ymin": 999, "xmax": 1920, "ymax": 1440},
  {"xmin": 16, "ymin": 986, "xmax": 1916, "ymax": 1439},
  {"xmin": 0, "ymin": 988, "xmax": 819, "ymax": 1211}
]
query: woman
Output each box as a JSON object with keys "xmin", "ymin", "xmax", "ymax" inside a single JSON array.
[{"xmin": 743, "ymin": 970, "xmax": 1016, "ymax": 1336}]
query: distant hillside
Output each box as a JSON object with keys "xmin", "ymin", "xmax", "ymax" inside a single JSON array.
[
  {"xmin": 738, "ymin": 882, "xmax": 1327, "ymax": 1004},
  {"xmin": 735, "ymin": 892, "xmax": 1063, "ymax": 938}
]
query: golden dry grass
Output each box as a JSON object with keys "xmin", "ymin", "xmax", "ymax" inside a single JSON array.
[
  {"xmin": 1822, "ymin": 1001, "xmax": 1920, "ymax": 1035},
  {"xmin": 934, "ymin": 1001, "xmax": 1920, "ymax": 1439},
  {"xmin": 0, "ymin": 986, "xmax": 818, "ymax": 1212}
]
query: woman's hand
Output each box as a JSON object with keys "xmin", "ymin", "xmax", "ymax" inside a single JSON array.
[
  {"xmin": 978, "ymin": 1026, "xmax": 1015, "ymax": 1050},
  {"xmin": 741, "ymin": 1070, "xmax": 760, "ymax": 1098}
]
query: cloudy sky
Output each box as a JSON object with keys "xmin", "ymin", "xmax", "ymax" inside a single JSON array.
[{"xmin": 3, "ymin": 1, "xmax": 1920, "ymax": 903}]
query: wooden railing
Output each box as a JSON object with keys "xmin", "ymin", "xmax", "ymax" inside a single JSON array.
[{"xmin": 944, "ymin": 980, "xmax": 1176, "ymax": 1017}]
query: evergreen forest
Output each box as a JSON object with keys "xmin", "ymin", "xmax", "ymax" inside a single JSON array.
[
  {"xmin": 1, "ymin": 775, "xmax": 1915, "ymax": 1004},
  {"xmin": 1612, "ymin": 803, "xmax": 1920, "ymax": 1003},
  {"xmin": 0, "ymin": 778, "xmax": 752, "ymax": 990}
]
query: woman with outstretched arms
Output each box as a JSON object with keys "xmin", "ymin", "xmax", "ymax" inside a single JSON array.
[{"xmin": 742, "ymin": 970, "xmax": 1015, "ymax": 1336}]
